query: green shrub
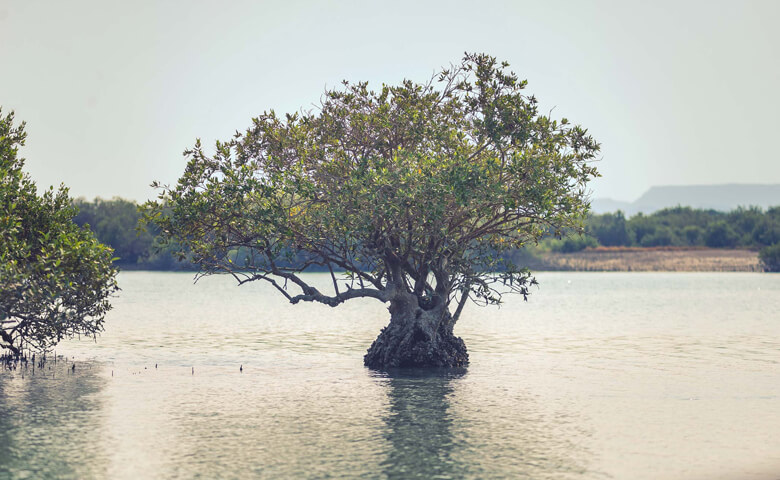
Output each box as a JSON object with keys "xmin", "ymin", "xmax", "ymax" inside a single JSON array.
[
  {"xmin": 759, "ymin": 243, "xmax": 780, "ymax": 272},
  {"xmin": 628, "ymin": 213, "xmax": 658, "ymax": 246},
  {"xmin": 751, "ymin": 218, "xmax": 780, "ymax": 246},
  {"xmin": 551, "ymin": 235, "xmax": 598, "ymax": 253},
  {"xmin": 640, "ymin": 225, "xmax": 675, "ymax": 247},
  {"xmin": 705, "ymin": 221, "xmax": 739, "ymax": 248},
  {"xmin": 682, "ymin": 225, "xmax": 704, "ymax": 246},
  {"xmin": 588, "ymin": 211, "xmax": 632, "ymax": 246}
]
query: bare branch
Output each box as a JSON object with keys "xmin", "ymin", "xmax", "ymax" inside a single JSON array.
[{"xmin": 290, "ymin": 287, "xmax": 388, "ymax": 307}]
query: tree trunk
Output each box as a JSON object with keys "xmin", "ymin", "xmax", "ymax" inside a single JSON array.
[{"xmin": 364, "ymin": 296, "xmax": 468, "ymax": 370}]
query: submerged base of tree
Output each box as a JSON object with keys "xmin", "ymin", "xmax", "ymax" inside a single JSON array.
[{"xmin": 364, "ymin": 302, "xmax": 469, "ymax": 369}]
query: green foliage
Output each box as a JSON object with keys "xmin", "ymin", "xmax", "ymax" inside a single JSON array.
[
  {"xmin": 73, "ymin": 197, "xmax": 152, "ymax": 265},
  {"xmin": 652, "ymin": 206, "xmax": 723, "ymax": 231},
  {"xmin": 726, "ymin": 206, "xmax": 763, "ymax": 243},
  {"xmin": 72, "ymin": 197, "xmax": 194, "ymax": 270},
  {"xmin": 640, "ymin": 225, "xmax": 675, "ymax": 247},
  {"xmin": 705, "ymin": 221, "xmax": 739, "ymax": 248},
  {"xmin": 627, "ymin": 213, "xmax": 658, "ymax": 246},
  {"xmin": 548, "ymin": 235, "xmax": 598, "ymax": 253},
  {"xmin": 0, "ymin": 109, "xmax": 118, "ymax": 354},
  {"xmin": 144, "ymin": 53, "xmax": 600, "ymax": 315},
  {"xmin": 751, "ymin": 214, "xmax": 780, "ymax": 246},
  {"xmin": 588, "ymin": 211, "xmax": 632, "ymax": 246},
  {"xmin": 681, "ymin": 225, "xmax": 704, "ymax": 246},
  {"xmin": 758, "ymin": 243, "xmax": 780, "ymax": 272}
]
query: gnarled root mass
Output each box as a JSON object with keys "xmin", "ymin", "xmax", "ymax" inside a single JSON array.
[{"xmin": 364, "ymin": 306, "xmax": 468, "ymax": 370}]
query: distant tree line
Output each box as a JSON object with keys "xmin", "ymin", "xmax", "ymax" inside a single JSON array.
[
  {"xmin": 72, "ymin": 199, "xmax": 780, "ymax": 272},
  {"xmin": 586, "ymin": 206, "xmax": 780, "ymax": 249},
  {"xmin": 72, "ymin": 198, "xmax": 194, "ymax": 270},
  {"xmin": 72, "ymin": 197, "xmax": 311, "ymax": 271}
]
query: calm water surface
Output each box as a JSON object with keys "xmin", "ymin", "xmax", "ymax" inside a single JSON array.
[{"xmin": 1, "ymin": 272, "xmax": 779, "ymax": 479}]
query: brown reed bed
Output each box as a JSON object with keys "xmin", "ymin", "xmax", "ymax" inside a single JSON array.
[{"xmin": 533, "ymin": 247, "xmax": 761, "ymax": 272}]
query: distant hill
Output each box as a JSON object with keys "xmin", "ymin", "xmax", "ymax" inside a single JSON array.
[{"xmin": 591, "ymin": 184, "xmax": 780, "ymax": 215}]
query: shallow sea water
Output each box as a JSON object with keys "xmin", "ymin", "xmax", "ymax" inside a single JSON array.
[{"xmin": 1, "ymin": 272, "xmax": 779, "ymax": 479}]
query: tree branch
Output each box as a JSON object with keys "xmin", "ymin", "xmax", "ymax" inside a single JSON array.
[{"xmin": 290, "ymin": 287, "xmax": 387, "ymax": 307}]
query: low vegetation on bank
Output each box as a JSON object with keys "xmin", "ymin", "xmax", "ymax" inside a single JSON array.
[{"xmin": 550, "ymin": 206, "xmax": 780, "ymax": 251}]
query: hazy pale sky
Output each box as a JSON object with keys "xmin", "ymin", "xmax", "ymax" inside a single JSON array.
[{"xmin": 1, "ymin": 0, "xmax": 778, "ymax": 203}]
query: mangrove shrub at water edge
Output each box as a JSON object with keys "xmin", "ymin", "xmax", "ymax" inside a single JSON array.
[
  {"xmin": 0, "ymin": 109, "xmax": 118, "ymax": 354},
  {"xmin": 759, "ymin": 243, "xmax": 780, "ymax": 272}
]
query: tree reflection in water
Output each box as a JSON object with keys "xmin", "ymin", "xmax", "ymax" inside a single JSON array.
[
  {"xmin": 0, "ymin": 360, "xmax": 109, "ymax": 479},
  {"xmin": 375, "ymin": 365, "xmax": 593, "ymax": 479},
  {"xmin": 377, "ymin": 368, "xmax": 468, "ymax": 479}
]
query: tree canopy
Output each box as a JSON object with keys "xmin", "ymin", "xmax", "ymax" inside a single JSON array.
[
  {"xmin": 144, "ymin": 53, "xmax": 600, "ymax": 367},
  {"xmin": 72, "ymin": 197, "xmax": 195, "ymax": 270},
  {"xmin": 0, "ymin": 109, "xmax": 118, "ymax": 354}
]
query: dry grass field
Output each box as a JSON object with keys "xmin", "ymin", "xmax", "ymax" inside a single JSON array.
[{"xmin": 535, "ymin": 247, "xmax": 762, "ymax": 272}]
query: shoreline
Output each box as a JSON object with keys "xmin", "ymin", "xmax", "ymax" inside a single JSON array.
[
  {"xmin": 529, "ymin": 247, "xmax": 762, "ymax": 272},
  {"xmin": 114, "ymin": 247, "xmax": 766, "ymax": 274}
]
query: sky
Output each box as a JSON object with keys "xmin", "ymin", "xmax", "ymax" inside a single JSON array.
[{"xmin": 1, "ymin": 0, "xmax": 778, "ymax": 203}]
